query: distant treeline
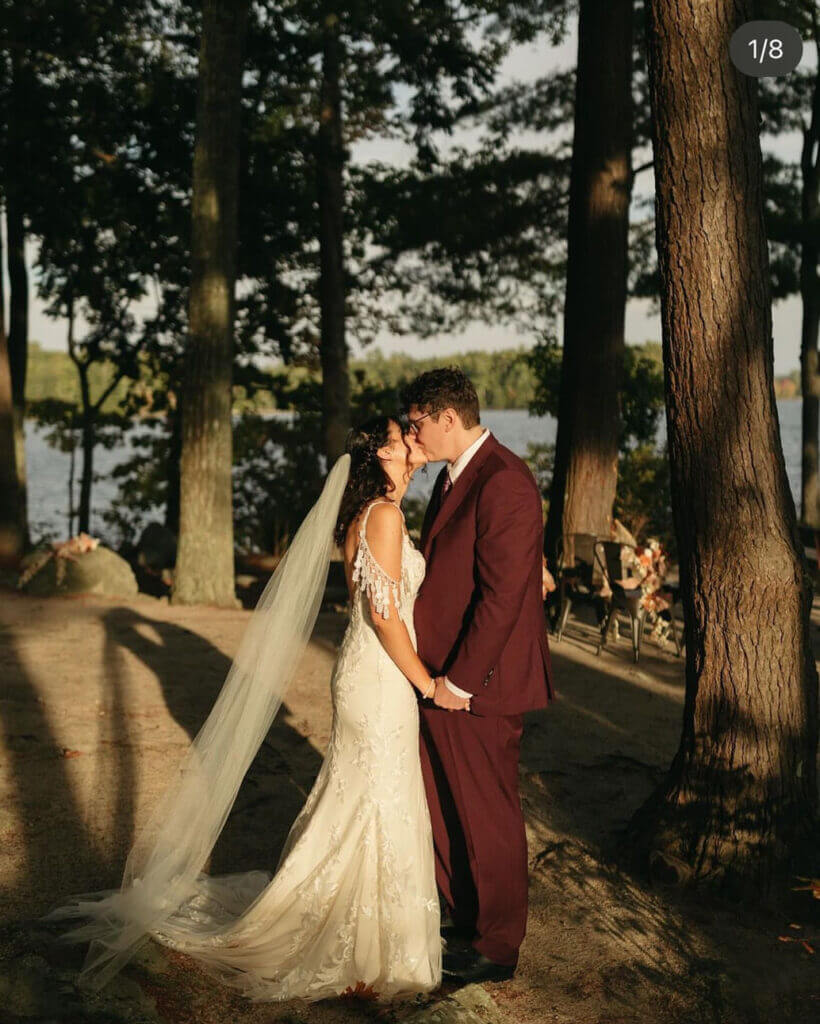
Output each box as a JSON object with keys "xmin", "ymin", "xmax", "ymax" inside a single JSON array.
[
  {"xmin": 24, "ymin": 341, "xmax": 802, "ymax": 415},
  {"xmin": 26, "ymin": 343, "xmax": 543, "ymax": 412}
]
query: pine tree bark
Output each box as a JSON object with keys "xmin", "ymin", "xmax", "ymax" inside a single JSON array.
[
  {"xmin": 622, "ymin": 0, "xmax": 819, "ymax": 893},
  {"xmin": 172, "ymin": 0, "xmax": 249, "ymax": 607},
  {"xmin": 317, "ymin": 9, "xmax": 350, "ymax": 464},
  {"xmin": 0, "ymin": 212, "xmax": 21, "ymax": 564},
  {"xmin": 544, "ymin": 0, "xmax": 633, "ymax": 568},
  {"xmin": 6, "ymin": 53, "xmax": 30, "ymax": 551},
  {"xmin": 799, "ymin": 61, "xmax": 820, "ymax": 531}
]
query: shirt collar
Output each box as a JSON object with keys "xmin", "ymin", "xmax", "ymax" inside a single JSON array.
[{"xmin": 448, "ymin": 428, "xmax": 491, "ymax": 483}]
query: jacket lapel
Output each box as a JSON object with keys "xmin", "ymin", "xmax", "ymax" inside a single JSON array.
[
  {"xmin": 421, "ymin": 466, "xmax": 448, "ymax": 551},
  {"xmin": 423, "ymin": 433, "xmax": 498, "ymax": 559}
]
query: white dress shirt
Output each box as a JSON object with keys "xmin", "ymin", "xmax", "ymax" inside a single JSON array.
[{"xmin": 441, "ymin": 428, "xmax": 492, "ymax": 700}]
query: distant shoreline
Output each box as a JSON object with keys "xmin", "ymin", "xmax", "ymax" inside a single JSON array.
[{"xmin": 21, "ymin": 394, "xmax": 806, "ymax": 425}]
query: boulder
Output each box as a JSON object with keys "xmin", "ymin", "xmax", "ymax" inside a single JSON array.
[{"xmin": 19, "ymin": 545, "xmax": 139, "ymax": 598}]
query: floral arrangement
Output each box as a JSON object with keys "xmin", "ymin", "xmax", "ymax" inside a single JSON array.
[
  {"xmin": 17, "ymin": 532, "xmax": 100, "ymax": 590},
  {"xmin": 620, "ymin": 539, "xmax": 674, "ymax": 643}
]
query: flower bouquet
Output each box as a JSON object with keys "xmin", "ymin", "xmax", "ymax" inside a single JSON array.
[{"xmin": 620, "ymin": 539, "xmax": 674, "ymax": 644}]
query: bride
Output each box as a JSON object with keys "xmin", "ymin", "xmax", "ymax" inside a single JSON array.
[{"xmin": 44, "ymin": 415, "xmax": 470, "ymax": 1003}]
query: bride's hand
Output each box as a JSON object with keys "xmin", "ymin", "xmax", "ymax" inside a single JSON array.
[
  {"xmin": 542, "ymin": 556, "xmax": 557, "ymax": 598},
  {"xmin": 432, "ymin": 678, "xmax": 471, "ymax": 712}
]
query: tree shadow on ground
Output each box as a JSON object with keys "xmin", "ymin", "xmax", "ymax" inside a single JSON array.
[
  {"xmin": 511, "ymin": 603, "xmax": 819, "ymax": 1024},
  {"xmin": 0, "ymin": 600, "xmax": 109, "ymax": 921},
  {"xmin": 97, "ymin": 604, "xmax": 326, "ymax": 876},
  {"xmin": 0, "ymin": 593, "xmax": 326, "ymax": 905}
]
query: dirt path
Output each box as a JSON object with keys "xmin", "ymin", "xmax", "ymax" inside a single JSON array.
[{"xmin": 0, "ymin": 589, "xmax": 817, "ymax": 1023}]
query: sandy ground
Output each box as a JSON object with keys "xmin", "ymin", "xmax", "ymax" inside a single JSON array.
[{"xmin": 0, "ymin": 587, "xmax": 818, "ymax": 1024}]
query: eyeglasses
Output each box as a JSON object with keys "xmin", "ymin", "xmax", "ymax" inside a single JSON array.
[{"xmin": 406, "ymin": 412, "xmax": 432, "ymax": 434}]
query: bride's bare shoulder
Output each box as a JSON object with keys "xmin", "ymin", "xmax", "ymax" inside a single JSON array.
[{"xmin": 346, "ymin": 500, "xmax": 402, "ymax": 548}]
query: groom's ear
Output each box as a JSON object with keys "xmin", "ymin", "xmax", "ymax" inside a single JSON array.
[{"xmin": 440, "ymin": 408, "xmax": 457, "ymax": 431}]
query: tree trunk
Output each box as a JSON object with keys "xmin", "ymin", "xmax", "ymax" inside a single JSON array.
[
  {"xmin": 544, "ymin": 0, "xmax": 634, "ymax": 569},
  {"xmin": 6, "ymin": 48, "xmax": 30, "ymax": 552},
  {"xmin": 799, "ymin": 63, "xmax": 820, "ymax": 531},
  {"xmin": 66, "ymin": 298, "xmax": 94, "ymax": 535},
  {"xmin": 622, "ymin": 0, "xmax": 819, "ymax": 894},
  {"xmin": 76, "ymin": 367, "xmax": 94, "ymax": 536},
  {"xmin": 165, "ymin": 404, "xmax": 182, "ymax": 536},
  {"xmin": 0, "ymin": 213, "xmax": 21, "ymax": 565},
  {"xmin": 172, "ymin": 0, "xmax": 248, "ymax": 607},
  {"xmin": 68, "ymin": 429, "xmax": 76, "ymax": 539},
  {"xmin": 317, "ymin": 9, "xmax": 350, "ymax": 464},
  {"xmin": 78, "ymin": 416, "xmax": 94, "ymax": 535}
]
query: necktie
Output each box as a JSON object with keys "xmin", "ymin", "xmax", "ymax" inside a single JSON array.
[{"xmin": 440, "ymin": 473, "xmax": 453, "ymax": 504}]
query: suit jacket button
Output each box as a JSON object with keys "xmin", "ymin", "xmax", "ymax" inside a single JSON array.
[{"xmin": 488, "ymin": 668, "xmax": 494, "ymax": 677}]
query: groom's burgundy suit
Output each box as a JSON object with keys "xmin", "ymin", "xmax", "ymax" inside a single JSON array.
[{"xmin": 415, "ymin": 432, "xmax": 554, "ymax": 968}]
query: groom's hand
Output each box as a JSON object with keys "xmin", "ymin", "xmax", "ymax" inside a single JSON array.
[{"xmin": 433, "ymin": 677, "xmax": 471, "ymax": 712}]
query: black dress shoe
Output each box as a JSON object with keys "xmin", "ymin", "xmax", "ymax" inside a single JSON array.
[
  {"xmin": 441, "ymin": 922, "xmax": 476, "ymax": 944},
  {"xmin": 442, "ymin": 947, "xmax": 516, "ymax": 984}
]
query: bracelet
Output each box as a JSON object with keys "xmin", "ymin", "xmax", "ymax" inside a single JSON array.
[{"xmin": 422, "ymin": 679, "xmax": 436, "ymax": 699}]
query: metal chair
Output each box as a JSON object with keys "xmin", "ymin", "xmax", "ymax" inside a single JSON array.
[
  {"xmin": 657, "ymin": 580, "xmax": 683, "ymax": 657},
  {"xmin": 554, "ymin": 533, "xmax": 607, "ymax": 642},
  {"xmin": 593, "ymin": 540, "xmax": 647, "ymax": 663}
]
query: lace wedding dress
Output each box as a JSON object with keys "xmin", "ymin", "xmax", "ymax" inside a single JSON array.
[{"xmin": 147, "ymin": 499, "xmax": 441, "ymax": 1002}]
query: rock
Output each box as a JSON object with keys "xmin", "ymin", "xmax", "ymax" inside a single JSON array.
[
  {"xmin": 0, "ymin": 948, "xmax": 163, "ymax": 1022},
  {"xmin": 19, "ymin": 546, "xmax": 139, "ymax": 599},
  {"xmin": 136, "ymin": 523, "xmax": 177, "ymax": 573},
  {"xmin": 0, "ymin": 954, "xmax": 69, "ymax": 1018},
  {"xmin": 80, "ymin": 972, "xmax": 162, "ymax": 1023},
  {"xmin": 406, "ymin": 985, "xmax": 505, "ymax": 1024},
  {"xmin": 130, "ymin": 941, "xmax": 172, "ymax": 977}
]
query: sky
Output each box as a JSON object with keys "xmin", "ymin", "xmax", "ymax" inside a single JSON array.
[{"xmin": 13, "ymin": 17, "xmax": 816, "ymax": 377}]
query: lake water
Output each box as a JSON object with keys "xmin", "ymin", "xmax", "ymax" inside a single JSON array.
[{"xmin": 24, "ymin": 401, "xmax": 806, "ymax": 543}]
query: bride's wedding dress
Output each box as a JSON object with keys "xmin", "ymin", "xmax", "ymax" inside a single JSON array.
[{"xmin": 143, "ymin": 499, "xmax": 440, "ymax": 1001}]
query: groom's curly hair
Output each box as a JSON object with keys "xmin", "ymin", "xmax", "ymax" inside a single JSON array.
[
  {"xmin": 399, "ymin": 367, "xmax": 480, "ymax": 428},
  {"xmin": 334, "ymin": 415, "xmax": 403, "ymax": 547}
]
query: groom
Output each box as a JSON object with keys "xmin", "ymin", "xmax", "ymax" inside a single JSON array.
[{"xmin": 401, "ymin": 368, "xmax": 555, "ymax": 985}]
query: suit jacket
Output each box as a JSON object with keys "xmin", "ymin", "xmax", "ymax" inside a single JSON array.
[{"xmin": 414, "ymin": 433, "xmax": 555, "ymax": 716}]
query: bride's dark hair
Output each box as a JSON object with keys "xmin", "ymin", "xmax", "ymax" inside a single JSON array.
[{"xmin": 334, "ymin": 415, "xmax": 403, "ymax": 547}]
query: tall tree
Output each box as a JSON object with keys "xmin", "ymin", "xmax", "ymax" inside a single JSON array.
[
  {"xmin": 0, "ymin": 202, "xmax": 20, "ymax": 563},
  {"xmin": 752, "ymin": 1, "xmax": 820, "ymax": 535},
  {"xmin": 623, "ymin": 0, "xmax": 818, "ymax": 892},
  {"xmin": 59, "ymin": 293, "xmax": 135, "ymax": 534},
  {"xmin": 172, "ymin": 0, "xmax": 249, "ymax": 606},
  {"xmin": 5, "ymin": 49, "xmax": 30, "ymax": 550},
  {"xmin": 544, "ymin": 0, "xmax": 634, "ymax": 567},
  {"xmin": 798, "ymin": 9, "xmax": 820, "ymax": 533},
  {"xmin": 317, "ymin": 8, "xmax": 349, "ymax": 462}
]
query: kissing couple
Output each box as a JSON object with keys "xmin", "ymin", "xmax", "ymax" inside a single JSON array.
[{"xmin": 45, "ymin": 367, "xmax": 555, "ymax": 1004}]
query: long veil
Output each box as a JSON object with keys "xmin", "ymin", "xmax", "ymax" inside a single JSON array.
[{"xmin": 42, "ymin": 453, "xmax": 352, "ymax": 991}]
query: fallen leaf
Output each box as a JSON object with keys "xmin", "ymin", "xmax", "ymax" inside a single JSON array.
[
  {"xmin": 340, "ymin": 981, "xmax": 379, "ymax": 1000},
  {"xmin": 61, "ymin": 749, "xmax": 82, "ymax": 758}
]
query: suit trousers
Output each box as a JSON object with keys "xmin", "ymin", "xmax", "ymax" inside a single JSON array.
[{"xmin": 418, "ymin": 704, "xmax": 528, "ymax": 967}]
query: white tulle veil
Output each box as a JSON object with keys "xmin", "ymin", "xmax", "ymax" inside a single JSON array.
[{"xmin": 42, "ymin": 453, "xmax": 352, "ymax": 991}]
